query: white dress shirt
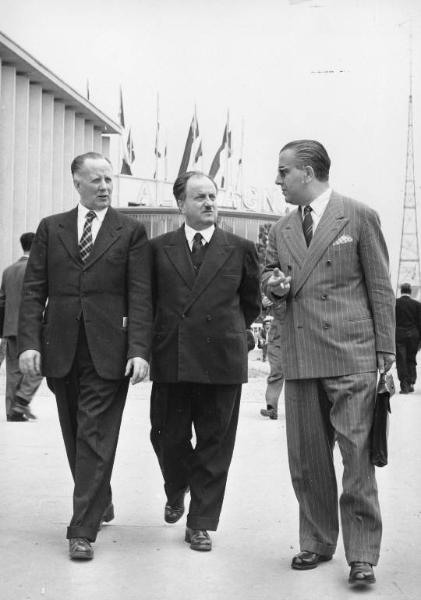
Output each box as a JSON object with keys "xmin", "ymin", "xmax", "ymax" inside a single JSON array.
[
  {"xmin": 77, "ymin": 204, "xmax": 108, "ymax": 243},
  {"xmin": 184, "ymin": 223, "xmax": 215, "ymax": 251},
  {"xmin": 301, "ymin": 188, "xmax": 332, "ymax": 232}
]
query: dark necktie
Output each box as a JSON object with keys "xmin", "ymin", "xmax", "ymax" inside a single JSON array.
[
  {"xmin": 79, "ymin": 210, "xmax": 96, "ymax": 262},
  {"xmin": 191, "ymin": 232, "xmax": 206, "ymax": 272},
  {"xmin": 302, "ymin": 205, "xmax": 313, "ymax": 247}
]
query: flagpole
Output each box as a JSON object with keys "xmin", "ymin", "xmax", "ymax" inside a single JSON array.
[
  {"xmin": 239, "ymin": 117, "xmax": 245, "ymax": 205},
  {"xmin": 155, "ymin": 92, "xmax": 160, "ymax": 205}
]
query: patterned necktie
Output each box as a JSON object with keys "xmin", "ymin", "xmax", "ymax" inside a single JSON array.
[
  {"xmin": 191, "ymin": 232, "xmax": 205, "ymax": 272},
  {"xmin": 302, "ymin": 205, "xmax": 313, "ymax": 247},
  {"xmin": 79, "ymin": 210, "xmax": 96, "ymax": 262}
]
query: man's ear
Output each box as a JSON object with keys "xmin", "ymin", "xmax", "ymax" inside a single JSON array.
[
  {"xmin": 303, "ymin": 165, "xmax": 314, "ymax": 182},
  {"xmin": 72, "ymin": 176, "xmax": 80, "ymax": 192}
]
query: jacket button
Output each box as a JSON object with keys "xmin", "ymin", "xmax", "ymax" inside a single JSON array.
[
  {"xmin": 207, "ymin": 337, "xmax": 211, "ymax": 343},
  {"xmin": 206, "ymin": 315, "xmax": 212, "ymax": 321},
  {"xmin": 181, "ymin": 314, "xmax": 186, "ymax": 319}
]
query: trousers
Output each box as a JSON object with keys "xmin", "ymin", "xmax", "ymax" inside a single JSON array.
[
  {"xmin": 150, "ymin": 381, "xmax": 241, "ymax": 531},
  {"xmin": 48, "ymin": 322, "xmax": 128, "ymax": 541}
]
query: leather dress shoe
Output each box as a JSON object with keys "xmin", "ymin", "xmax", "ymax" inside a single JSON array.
[
  {"xmin": 69, "ymin": 537, "xmax": 94, "ymax": 560},
  {"xmin": 13, "ymin": 398, "xmax": 37, "ymax": 420},
  {"xmin": 164, "ymin": 489, "xmax": 188, "ymax": 524},
  {"xmin": 348, "ymin": 562, "xmax": 375, "ymax": 585},
  {"xmin": 260, "ymin": 407, "xmax": 278, "ymax": 420},
  {"xmin": 185, "ymin": 527, "xmax": 212, "ymax": 552},
  {"xmin": 7, "ymin": 411, "xmax": 29, "ymax": 422},
  {"xmin": 291, "ymin": 550, "xmax": 332, "ymax": 570}
]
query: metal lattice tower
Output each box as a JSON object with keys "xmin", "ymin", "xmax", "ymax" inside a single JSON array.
[{"xmin": 397, "ymin": 33, "xmax": 421, "ymax": 297}]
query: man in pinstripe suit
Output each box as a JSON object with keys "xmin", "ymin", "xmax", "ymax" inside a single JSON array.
[{"xmin": 262, "ymin": 140, "xmax": 395, "ymax": 585}]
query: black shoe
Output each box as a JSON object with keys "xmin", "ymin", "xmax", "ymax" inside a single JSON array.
[
  {"xmin": 69, "ymin": 537, "xmax": 94, "ymax": 560},
  {"xmin": 348, "ymin": 562, "xmax": 375, "ymax": 585},
  {"xmin": 7, "ymin": 411, "xmax": 29, "ymax": 422},
  {"xmin": 185, "ymin": 527, "xmax": 212, "ymax": 552},
  {"xmin": 291, "ymin": 551, "xmax": 333, "ymax": 570},
  {"xmin": 260, "ymin": 407, "xmax": 278, "ymax": 420},
  {"xmin": 13, "ymin": 398, "xmax": 37, "ymax": 420},
  {"xmin": 408, "ymin": 385, "xmax": 415, "ymax": 393},
  {"xmin": 164, "ymin": 489, "xmax": 188, "ymax": 524}
]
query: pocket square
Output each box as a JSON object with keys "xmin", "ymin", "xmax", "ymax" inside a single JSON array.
[{"xmin": 332, "ymin": 234, "xmax": 353, "ymax": 246}]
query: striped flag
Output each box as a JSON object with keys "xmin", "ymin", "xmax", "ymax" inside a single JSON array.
[
  {"xmin": 178, "ymin": 108, "xmax": 203, "ymax": 176},
  {"xmin": 209, "ymin": 118, "xmax": 232, "ymax": 188}
]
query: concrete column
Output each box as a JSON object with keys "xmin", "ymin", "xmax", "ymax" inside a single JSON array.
[
  {"xmin": 63, "ymin": 107, "xmax": 75, "ymax": 209},
  {"xmin": 0, "ymin": 63, "xmax": 16, "ymax": 272},
  {"xmin": 74, "ymin": 115, "xmax": 84, "ymax": 156},
  {"xmin": 84, "ymin": 120, "xmax": 94, "ymax": 151},
  {"xmin": 13, "ymin": 74, "xmax": 30, "ymax": 250},
  {"xmin": 40, "ymin": 92, "xmax": 54, "ymax": 218},
  {"xmin": 102, "ymin": 135, "xmax": 110, "ymax": 158},
  {"xmin": 27, "ymin": 83, "xmax": 42, "ymax": 231},
  {"xmin": 93, "ymin": 127, "xmax": 102, "ymax": 152},
  {"xmin": 52, "ymin": 100, "xmax": 65, "ymax": 213}
]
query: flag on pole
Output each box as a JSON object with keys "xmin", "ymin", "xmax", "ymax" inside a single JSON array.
[
  {"xmin": 153, "ymin": 93, "xmax": 162, "ymax": 180},
  {"xmin": 118, "ymin": 86, "xmax": 134, "ymax": 175},
  {"xmin": 209, "ymin": 118, "xmax": 232, "ymax": 188},
  {"xmin": 178, "ymin": 108, "xmax": 203, "ymax": 176}
]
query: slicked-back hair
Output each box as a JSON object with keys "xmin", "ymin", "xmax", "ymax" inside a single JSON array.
[
  {"xmin": 71, "ymin": 152, "xmax": 112, "ymax": 176},
  {"xmin": 20, "ymin": 232, "xmax": 36, "ymax": 252},
  {"xmin": 401, "ymin": 283, "xmax": 412, "ymax": 295},
  {"xmin": 173, "ymin": 171, "xmax": 218, "ymax": 205},
  {"xmin": 281, "ymin": 140, "xmax": 331, "ymax": 182}
]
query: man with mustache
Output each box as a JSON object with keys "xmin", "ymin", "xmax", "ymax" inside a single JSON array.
[
  {"xmin": 262, "ymin": 140, "xmax": 395, "ymax": 585},
  {"xmin": 18, "ymin": 152, "xmax": 153, "ymax": 560},
  {"xmin": 149, "ymin": 171, "xmax": 260, "ymax": 551}
]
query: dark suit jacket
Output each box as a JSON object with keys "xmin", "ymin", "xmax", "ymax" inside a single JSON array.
[
  {"xmin": 262, "ymin": 192, "xmax": 395, "ymax": 379},
  {"xmin": 396, "ymin": 295, "xmax": 421, "ymax": 336},
  {"xmin": 150, "ymin": 225, "xmax": 260, "ymax": 384},
  {"xmin": 0, "ymin": 256, "xmax": 28, "ymax": 337},
  {"xmin": 18, "ymin": 207, "xmax": 153, "ymax": 380}
]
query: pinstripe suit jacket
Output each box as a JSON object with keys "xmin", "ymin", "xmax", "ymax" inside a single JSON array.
[{"xmin": 262, "ymin": 192, "xmax": 395, "ymax": 379}]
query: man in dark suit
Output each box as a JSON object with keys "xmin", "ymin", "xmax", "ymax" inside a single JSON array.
[
  {"xmin": 262, "ymin": 140, "xmax": 395, "ymax": 585},
  {"xmin": 0, "ymin": 232, "xmax": 43, "ymax": 421},
  {"xmin": 18, "ymin": 152, "xmax": 153, "ymax": 560},
  {"xmin": 149, "ymin": 171, "xmax": 260, "ymax": 552},
  {"xmin": 395, "ymin": 282, "xmax": 421, "ymax": 393}
]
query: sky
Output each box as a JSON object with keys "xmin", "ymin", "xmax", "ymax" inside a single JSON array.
[{"xmin": 1, "ymin": 0, "xmax": 421, "ymax": 286}]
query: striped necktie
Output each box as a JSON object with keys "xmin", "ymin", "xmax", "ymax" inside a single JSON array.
[
  {"xmin": 302, "ymin": 205, "xmax": 313, "ymax": 247},
  {"xmin": 79, "ymin": 210, "xmax": 96, "ymax": 262}
]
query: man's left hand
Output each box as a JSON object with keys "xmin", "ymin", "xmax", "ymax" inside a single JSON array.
[
  {"xmin": 376, "ymin": 352, "xmax": 395, "ymax": 374},
  {"xmin": 125, "ymin": 357, "xmax": 149, "ymax": 384}
]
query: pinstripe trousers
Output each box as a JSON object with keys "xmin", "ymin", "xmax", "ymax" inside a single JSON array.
[{"xmin": 285, "ymin": 372, "xmax": 381, "ymax": 565}]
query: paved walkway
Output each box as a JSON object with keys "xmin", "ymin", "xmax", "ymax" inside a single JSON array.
[{"xmin": 0, "ymin": 355, "xmax": 420, "ymax": 600}]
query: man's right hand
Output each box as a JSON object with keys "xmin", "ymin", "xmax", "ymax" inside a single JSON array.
[
  {"xmin": 266, "ymin": 267, "xmax": 291, "ymax": 297},
  {"xmin": 19, "ymin": 350, "xmax": 42, "ymax": 377}
]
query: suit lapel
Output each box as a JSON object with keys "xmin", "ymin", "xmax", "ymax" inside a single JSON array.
[
  {"xmin": 84, "ymin": 207, "xmax": 121, "ymax": 268},
  {"xmin": 294, "ymin": 193, "xmax": 349, "ymax": 294},
  {"xmin": 163, "ymin": 226, "xmax": 196, "ymax": 289},
  {"xmin": 281, "ymin": 209, "xmax": 307, "ymax": 268},
  {"xmin": 183, "ymin": 228, "xmax": 234, "ymax": 313},
  {"xmin": 57, "ymin": 208, "xmax": 81, "ymax": 266}
]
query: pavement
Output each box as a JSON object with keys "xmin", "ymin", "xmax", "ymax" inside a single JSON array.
[{"xmin": 1, "ymin": 351, "xmax": 420, "ymax": 600}]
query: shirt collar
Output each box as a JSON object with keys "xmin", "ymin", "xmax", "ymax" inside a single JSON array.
[
  {"xmin": 184, "ymin": 223, "xmax": 215, "ymax": 245},
  {"xmin": 78, "ymin": 203, "xmax": 108, "ymax": 223},
  {"xmin": 307, "ymin": 187, "xmax": 332, "ymax": 218}
]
